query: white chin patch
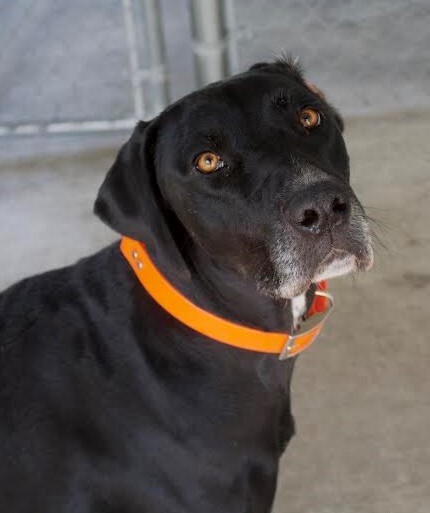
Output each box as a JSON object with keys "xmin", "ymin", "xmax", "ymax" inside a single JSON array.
[
  {"xmin": 313, "ymin": 253, "xmax": 357, "ymax": 282},
  {"xmin": 291, "ymin": 293, "xmax": 307, "ymax": 329}
]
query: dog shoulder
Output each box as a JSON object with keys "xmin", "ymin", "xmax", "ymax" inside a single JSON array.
[{"xmin": 0, "ymin": 244, "xmax": 122, "ymax": 356}]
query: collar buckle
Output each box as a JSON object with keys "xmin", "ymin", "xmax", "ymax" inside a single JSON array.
[{"xmin": 279, "ymin": 291, "xmax": 334, "ymax": 360}]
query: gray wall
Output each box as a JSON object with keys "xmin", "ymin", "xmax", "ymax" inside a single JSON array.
[
  {"xmin": 0, "ymin": 1, "xmax": 132, "ymax": 124},
  {"xmin": 234, "ymin": 0, "xmax": 430, "ymax": 115},
  {"xmin": 1, "ymin": 0, "xmax": 429, "ymax": 128}
]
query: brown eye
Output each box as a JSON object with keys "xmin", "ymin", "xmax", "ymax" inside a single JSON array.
[
  {"xmin": 299, "ymin": 107, "xmax": 321, "ymax": 129},
  {"xmin": 195, "ymin": 152, "xmax": 223, "ymax": 173}
]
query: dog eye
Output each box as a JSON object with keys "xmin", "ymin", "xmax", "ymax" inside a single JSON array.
[
  {"xmin": 298, "ymin": 107, "xmax": 321, "ymax": 129},
  {"xmin": 195, "ymin": 152, "xmax": 224, "ymax": 173}
]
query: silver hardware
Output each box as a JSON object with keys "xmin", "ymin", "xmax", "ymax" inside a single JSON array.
[
  {"xmin": 279, "ymin": 336, "xmax": 296, "ymax": 360},
  {"xmin": 279, "ymin": 290, "xmax": 334, "ymax": 360},
  {"xmin": 132, "ymin": 251, "xmax": 139, "ymax": 259},
  {"xmin": 286, "ymin": 338, "xmax": 295, "ymax": 351},
  {"xmin": 137, "ymin": 261, "xmax": 144, "ymax": 269},
  {"xmin": 279, "ymin": 337, "xmax": 294, "ymax": 360}
]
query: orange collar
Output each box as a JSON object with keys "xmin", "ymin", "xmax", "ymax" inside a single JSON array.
[{"xmin": 121, "ymin": 237, "xmax": 333, "ymax": 359}]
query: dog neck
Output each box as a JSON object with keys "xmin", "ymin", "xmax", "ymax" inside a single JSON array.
[
  {"xmin": 177, "ymin": 242, "xmax": 299, "ymax": 335},
  {"xmin": 121, "ymin": 237, "xmax": 330, "ymax": 360}
]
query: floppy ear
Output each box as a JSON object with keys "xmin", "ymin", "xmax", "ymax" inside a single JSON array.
[
  {"xmin": 94, "ymin": 120, "xmax": 190, "ymax": 280},
  {"xmin": 303, "ymin": 79, "xmax": 326, "ymax": 100},
  {"xmin": 248, "ymin": 62, "xmax": 270, "ymax": 71},
  {"xmin": 304, "ymin": 79, "xmax": 344, "ymax": 132}
]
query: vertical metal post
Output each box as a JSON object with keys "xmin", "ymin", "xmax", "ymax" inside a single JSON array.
[
  {"xmin": 122, "ymin": 0, "xmax": 146, "ymax": 119},
  {"xmin": 188, "ymin": 0, "xmax": 232, "ymax": 87},
  {"xmin": 223, "ymin": 0, "xmax": 239, "ymax": 75},
  {"xmin": 138, "ymin": 0, "xmax": 170, "ymax": 114},
  {"xmin": 126, "ymin": 0, "xmax": 170, "ymax": 118}
]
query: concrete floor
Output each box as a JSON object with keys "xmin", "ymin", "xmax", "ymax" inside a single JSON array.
[{"xmin": 1, "ymin": 111, "xmax": 429, "ymax": 512}]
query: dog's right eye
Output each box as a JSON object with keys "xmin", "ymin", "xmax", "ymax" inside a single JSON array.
[
  {"xmin": 298, "ymin": 107, "xmax": 321, "ymax": 129},
  {"xmin": 195, "ymin": 152, "xmax": 224, "ymax": 174}
]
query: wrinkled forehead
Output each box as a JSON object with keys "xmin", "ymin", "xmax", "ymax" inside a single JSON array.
[
  {"xmin": 161, "ymin": 70, "xmax": 323, "ymax": 140},
  {"xmin": 186, "ymin": 72, "xmax": 319, "ymax": 126}
]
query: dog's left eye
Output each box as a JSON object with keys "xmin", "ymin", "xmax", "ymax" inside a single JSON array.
[
  {"xmin": 195, "ymin": 152, "xmax": 224, "ymax": 174},
  {"xmin": 298, "ymin": 107, "xmax": 321, "ymax": 129}
]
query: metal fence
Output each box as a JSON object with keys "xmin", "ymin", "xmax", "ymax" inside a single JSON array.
[
  {"xmin": 0, "ymin": 0, "xmax": 428, "ymax": 137},
  {"xmin": 0, "ymin": 0, "xmax": 237, "ymax": 137}
]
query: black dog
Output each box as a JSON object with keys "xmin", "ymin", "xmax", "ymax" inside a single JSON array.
[{"xmin": 0, "ymin": 60, "xmax": 373, "ymax": 513}]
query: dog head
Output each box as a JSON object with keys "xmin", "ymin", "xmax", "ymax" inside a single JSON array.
[{"xmin": 95, "ymin": 59, "xmax": 373, "ymax": 299}]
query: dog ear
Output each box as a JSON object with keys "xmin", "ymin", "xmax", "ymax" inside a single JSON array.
[
  {"xmin": 94, "ymin": 120, "xmax": 190, "ymax": 280},
  {"xmin": 248, "ymin": 62, "xmax": 270, "ymax": 71},
  {"xmin": 304, "ymin": 80, "xmax": 326, "ymax": 100},
  {"xmin": 304, "ymin": 80, "xmax": 345, "ymax": 133}
]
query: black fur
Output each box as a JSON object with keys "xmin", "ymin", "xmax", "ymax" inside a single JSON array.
[{"xmin": 0, "ymin": 61, "xmax": 367, "ymax": 513}]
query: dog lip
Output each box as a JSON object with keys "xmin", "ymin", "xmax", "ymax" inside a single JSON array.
[
  {"xmin": 313, "ymin": 245, "xmax": 374, "ymax": 282},
  {"xmin": 275, "ymin": 243, "xmax": 374, "ymax": 299},
  {"xmin": 315, "ymin": 248, "xmax": 351, "ymax": 271}
]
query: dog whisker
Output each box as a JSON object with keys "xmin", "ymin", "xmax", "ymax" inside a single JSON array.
[{"xmin": 361, "ymin": 204, "xmax": 390, "ymax": 214}]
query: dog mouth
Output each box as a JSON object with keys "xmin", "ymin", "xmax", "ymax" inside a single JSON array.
[
  {"xmin": 269, "ymin": 241, "xmax": 374, "ymax": 299},
  {"xmin": 312, "ymin": 247, "xmax": 373, "ymax": 282}
]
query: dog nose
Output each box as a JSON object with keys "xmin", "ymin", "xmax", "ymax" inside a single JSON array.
[{"xmin": 285, "ymin": 183, "xmax": 351, "ymax": 235}]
